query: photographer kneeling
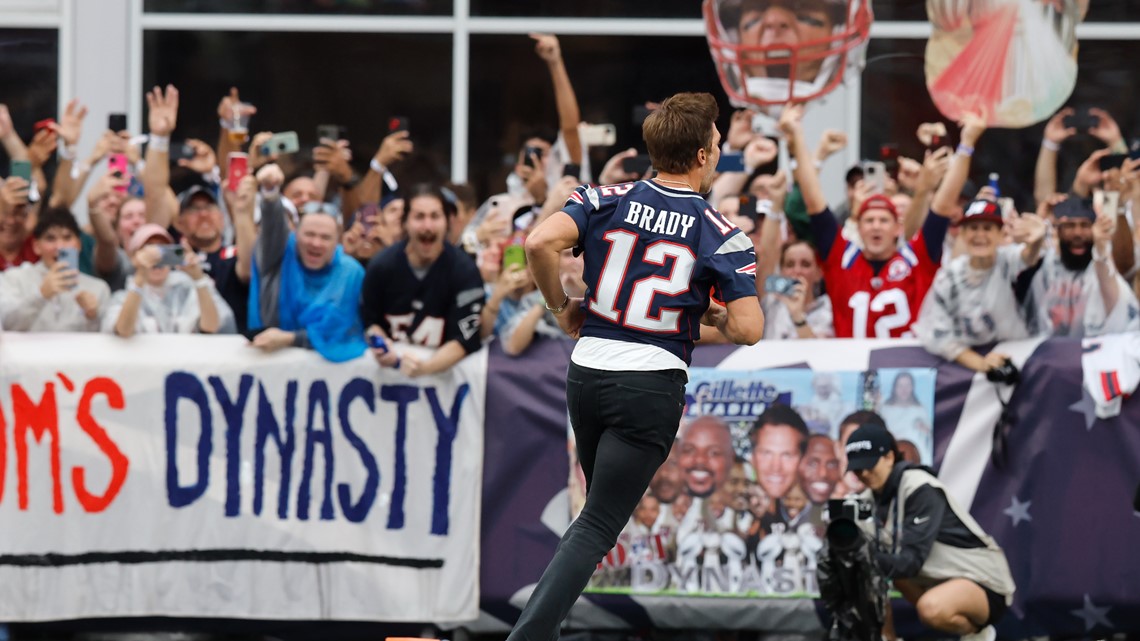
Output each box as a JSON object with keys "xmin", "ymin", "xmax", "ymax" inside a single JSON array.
[{"xmin": 846, "ymin": 424, "xmax": 1014, "ymax": 641}]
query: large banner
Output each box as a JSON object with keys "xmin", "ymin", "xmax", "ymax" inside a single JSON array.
[
  {"xmin": 573, "ymin": 367, "xmax": 936, "ymax": 597},
  {"xmin": 0, "ymin": 334, "xmax": 484, "ymax": 623}
]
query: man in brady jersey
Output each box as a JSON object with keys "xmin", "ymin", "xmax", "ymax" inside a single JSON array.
[
  {"xmin": 784, "ymin": 104, "xmax": 983, "ymax": 338},
  {"xmin": 508, "ymin": 92, "xmax": 763, "ymax": 641}
]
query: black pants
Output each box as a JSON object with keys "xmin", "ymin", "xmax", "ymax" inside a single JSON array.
[{"xmin": 506, "ymin": 362, "xmax": 687, "ymax": 641}]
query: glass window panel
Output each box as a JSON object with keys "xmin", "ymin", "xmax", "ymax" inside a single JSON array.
[
  {"xmin": 144, "ymin": 30, "xmax": 452, "ymax": 187},
  {"xmin": 145, "ymin": 0, "xmax": 451, "ymax": 16},
  {"xmin": 468, "ymin": 34, "xmax": 733, "ymax": 201},
  {"xmin": 862, "ymin": 38, "xmax": 1140, "ymax": 210},
  {"xmin": 0, "ymin": 29, "xmax": 60, "ymax": 168}
]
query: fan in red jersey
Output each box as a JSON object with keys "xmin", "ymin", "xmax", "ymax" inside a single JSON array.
[{"xmin": 780, "ymin": 103, "xmax": 984, "ymax": 338}]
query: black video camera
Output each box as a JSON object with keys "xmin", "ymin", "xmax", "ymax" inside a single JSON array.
[
  {"xmin": 818, "ymin": 498, "xmax": 887, "ymax": 641},
  {"xmin": 986, "ymin": 358, "xmax": 1020, "ymax": 385}
]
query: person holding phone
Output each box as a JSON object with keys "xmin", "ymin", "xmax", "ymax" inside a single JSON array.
[
  {"xmin": 0, "ymin": 208, "xmax": 109, "ymax": 331},
  {"xmin": 361, "ymin": 184, "xmax": 485, "ymax": 377},
  {"xmin": 913, "ymin": 200, "xmax": 1047, "ymax": 373},
  {"xmin": 0, "ymin": 176, "xmax": 38, "ymax": 270},
  {"xmin": 103, "ymin": 224, "xmax": 233, "ymax": 337},
  {"xmin": 753, "ymin": 171, "xmax": 834, "ymax": 340}
]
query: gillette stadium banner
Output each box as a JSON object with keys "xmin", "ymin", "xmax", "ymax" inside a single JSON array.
[
  {"xmin": 483, "ymin": 337, "xmax": 1140, "ymax": 638},
  {"xmin": 0, "ymin": 334, "xmax": 484, "ymax": 623}
]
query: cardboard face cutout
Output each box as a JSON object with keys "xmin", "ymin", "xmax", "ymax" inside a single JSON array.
[
  {"xmin": 925, "ymin": 0, "xmax": 1088, "ymax": 128},
  {"xmin": 706, "ymin": 0, "xmax": 872, "ymax": 112}
]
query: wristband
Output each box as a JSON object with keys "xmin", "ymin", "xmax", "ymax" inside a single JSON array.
[
  {"xmin": 127, "ymin": 281, "xmax": 143, "ymax": 294},
  {"xmin": 756, "ymin": 198, "xmax": 774, "ymax": 217},
  {"xmin": 57, "ymin": 143, "xmax": 77, "ymax": 161},
  {"xmin": 194, "ymin": 276, "xmax": 212, "ymax": 289},
  {"xmin": 1041, "ymin": 139, "xmax": 1060, "ymax": 153},
  {"xmin": 792, "ymin": 317, "xmax": 808, "ymax": 328},
  {"xmin": 219, "ymin": 118, "xmax": 232, "ymax": 131},
  {"xmin": 545, "ymin": 294, "xmax": 571, "ymax": 314},
  {"xmin": 370, "ymin": 158, "xmax": 386, "ymax": 174},
  {"xmin": 149, "ymin": 134, "xmax": 170, "ymax": 153},
  {"xmin": 956, "ymin": 143, "xmax": 974, "ymax": 157}
]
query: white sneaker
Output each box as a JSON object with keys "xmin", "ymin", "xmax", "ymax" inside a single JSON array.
[{"xmin": 960, "ymin": 624, "xmax": 996, "ymax": 641}]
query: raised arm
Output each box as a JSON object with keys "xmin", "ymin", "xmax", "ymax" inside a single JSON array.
[
  {"xmin": 0, "ymin": 105, "xmax": 28, "ymax": 162},
  {"xmin": 142, "ymin": 85, "xmax": 179, "ymax": 229},
  {"xmin": 357, "ymin": 131, "xmax": 413, "ymax": 205},
  {"xmin": 1092, "ymin": 203, "xmax": 1122, "ymax": 316},
  {"xmin": 932, "ymin": 113, "xmax": 985, "ymax": 218},
  {"xmin": 531, "ymin": 33, "xmax": 581, "ymax": 165},
  {"xmin": 903, "ymin": 147, "xmax": 950, "ymax": 238},
  {"xmin": 778, "ymin": 103, "xmax": 827, "ymax": 215},
  {"xmin": 216, "ymin": 88, "xmax": 256, "ymax": 176},
  {"xmin": 1034, "ymin": 109, "xmax": 1076, "ymax": 207},
  {"xmin": 226, "ymin": 174, "xmax": 258, "ymax": 283},
  {"xmin": 86, "ymin": 172, "xmax": 129, "ymax": 276}
]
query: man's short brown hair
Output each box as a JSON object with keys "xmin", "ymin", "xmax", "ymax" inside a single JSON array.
[{"xmin": 642, "ymin": 93, "xmax": 720, "ymax": 175}]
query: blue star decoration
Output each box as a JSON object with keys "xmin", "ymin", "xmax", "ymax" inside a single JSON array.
[
  {"xmin": 1068, "ymin": 388, "xmax": 1098, "ymax": 431},
  {"xmin": 1003, "ymin": 496, "xmax": 1032, "ymax": 527},
  {"xmin": 1071, "ymin": 594, "xmax": 1112, "ymax": 632}
]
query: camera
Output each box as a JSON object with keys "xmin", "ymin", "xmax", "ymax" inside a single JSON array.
[
  {"xmin": 817, "ymin": 497, "xmax": 887, "ymax": 641},
  {"xmin": 986, "ymin": 358, "xmax": 1020, "ymax": 385}
]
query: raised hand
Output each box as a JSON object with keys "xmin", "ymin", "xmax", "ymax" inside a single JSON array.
[
  {"xmin": 744, "ymin": 136, "xmax": 778, "ymax": 171},
  {"xmin": 529, "ymin": 33, "xmax": 562, "ymax": 65},
  {"xmin": 28, "ymin": 129, "xmax": 58, "ymax": 168},
  {"xmin": 777, "ymin": 102, "xmax": 805, "ymax": 138},
  {"xmin": 177, "ymin": 139, "xmax": 217, "ymax": 174},
  {"xmin": 40, "ymin": 261, "xmax": 78, "ymax": 299},
  {"xmin": 146, "ymin": 84, "xmax": 179, "ymax": 136},
  {"xmin": 216, "ymin": 87, "xmax": 257, "ymax": 123},
  {"xmin": 959, "ymin": 112, "xmax": 987, "ymax": 148},
  {"xmin": 1010, "ymin": 212, "xmax": 1047, "ymax": 245},
  {"xmin": 815, "ymin": 129, "xmax": 848, "ymax": 161},
  {"xmin": 375, "ymin": 130, "xmax": 413, "ymax": 168},
  {"xmin": 1088, "ymin": 108, "xmax": 1123, "ymax": 148},
  {"xmin": 51, "ymin": 98, "xmax": 88, "ymax": 146},
  {"xmin": 599, "ymin": 148, "xmax": 640, "ymax": 184},
  {"xmin": 1043, "ymin": 108, "xmax": 1077, "ymax": 145}
]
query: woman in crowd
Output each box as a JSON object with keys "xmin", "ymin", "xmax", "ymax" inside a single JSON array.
[
  {"xmin": 879, "ymin": 371, "xmax": 930, "ymax": 447},
  {"xmin": 103, "ymin": 223, "xmax": 234, "ymax": 336}
]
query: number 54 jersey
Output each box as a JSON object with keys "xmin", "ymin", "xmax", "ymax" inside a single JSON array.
[{"xmin": 561, "ymin": 181, "xmax": 757, "ymax": 367}]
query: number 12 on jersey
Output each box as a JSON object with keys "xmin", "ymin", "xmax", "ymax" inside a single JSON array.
[{"xmin": 589, "ymin": 229, "xmax": 696, "ymax": 333}]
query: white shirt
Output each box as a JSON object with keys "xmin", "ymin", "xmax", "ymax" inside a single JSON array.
[
  {"xmin": 762, "ymin": 293, "xmax": 834, "ymax": 340},
  {"xmin": 571, "ymin": 336, "xmax": 687, "ymax": 372},
  {"xmin": 1024, "ymin": 247, "xmax": 1140, "ymax": 338},
  {"xmin": 0, "ymin": 261, "xmax": 110, "ymax": 332},
  {"xmin": 913, "ymin": 245, "xmax": 1032, "ymax": 360}
]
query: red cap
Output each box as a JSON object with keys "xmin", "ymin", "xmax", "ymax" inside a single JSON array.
[{"xmin": 856, "ymin": 194, "xmax": 900, "ymax": 220}]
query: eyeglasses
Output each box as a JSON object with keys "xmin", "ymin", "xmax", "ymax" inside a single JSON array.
[{"xmin": 181, "ymin": 204, "xmax": 216, "ymax": 215}]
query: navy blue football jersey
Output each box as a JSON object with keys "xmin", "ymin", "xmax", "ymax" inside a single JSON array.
[
  {"xmin": 561, "ymin": 180, "xmax": 756, "ymax": 364},
  {"xmin": 361, "ymin": 241, "xmax": 485, "ymax": 354}
]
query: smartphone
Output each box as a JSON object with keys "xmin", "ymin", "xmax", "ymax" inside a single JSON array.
[
  {"xmin": 9, "ymin": 159, "xmax": 32, "ymax": 182},
  {"xmin": 522, "ymin": 145, "xmax": 543, "ymax": 169},
  {"xmin": 716, "ymin": 152, "xmax": 746, "ymax": 173},
  {"xmin": 227, "ymin": 152, "xmax": 249, "ymax": 191},
  {"xmin": 108, "ymin": 113, "xmax": 127, "ymax": 132},
  {"xmin": 57, "ymin": 247, "xmax": 80, "ymax": 274},
  {"xmin": 388, "ymin": 117, "xmax": 409, "ymax": 134},
  {"xmin": 880, "ymin": 143, "xmax": 900, "ymax": 180},
  {"xmin": 1102, "ymin": 190, "xmax": 1121, "ymax": 219},
  {"xmin": 580, "ymin": 123, "xmax": 616, "ymax": 147},
  {"xmin": 157, "ymin": 244, "xmax": 186, "ymax": 267},
  {"xmin": 34, "ymin": 118, "xmax": 56, "ymax": 134},
  {"xmin": 622, "ymin": 154, "xmax": 653, "ymax": 176},
  {"xmin": 316, "ymin": 124, "xmax": 343, "ymax": 143},
  {"xmin": 765, "ymin": 274, "xmax": 799, "ymax": 296},
  {"xmin": 368, "ymin": 333, "xmax": 389, "ymax": 354},
  {"xmin": 1063, "ymin": 108, "xmax": 1096, "ymax": 131},
  {"xmin": 862, "ymin": 160, "xmax": 886, "ymax": 194},
  {"xmin": 169, "ymin": 142, "xmax": 196, "ymax": 163},
  {"xmin": 1099, "ymin": 153, "xmax": 1129, "ymax": 171},
  {"xmin": 927, "ymin": 134, "xmax": 945, "ymax": 153},
  {"xmin": 259, "ymin": 131, "xmax": 300, "ymax": 156},
  {"xmin": 502, "ymin": 243, "xmax": 526, "ymax": 270},
  {"xmin": 632, "ymin": 105, "xmax": 653, "ymax": 128}
]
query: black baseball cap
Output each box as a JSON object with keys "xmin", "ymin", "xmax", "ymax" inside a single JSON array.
[{"xmin": 845, "ymin": 423, "xmax": 897, "ymax": 472}]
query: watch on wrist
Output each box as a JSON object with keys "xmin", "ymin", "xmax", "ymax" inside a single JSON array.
[{"xmin": 545, "ymin": 294, "xmax": 571, "ymax": 314}]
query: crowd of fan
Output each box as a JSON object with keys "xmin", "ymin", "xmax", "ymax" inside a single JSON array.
[{"xmin": 1, "ymin": 33, "xmax": 1138, "ymax": 379}]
